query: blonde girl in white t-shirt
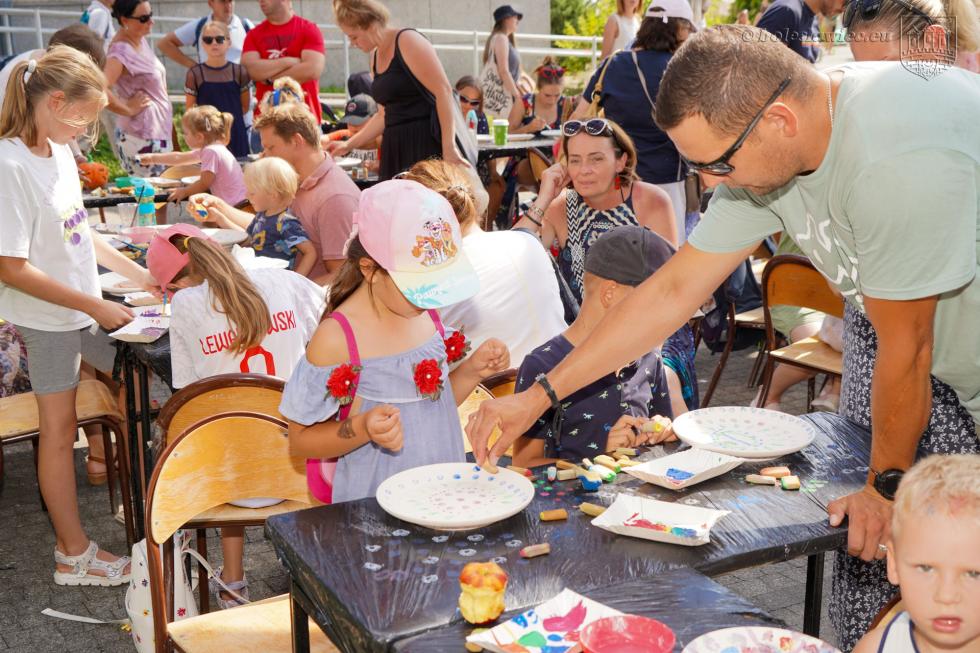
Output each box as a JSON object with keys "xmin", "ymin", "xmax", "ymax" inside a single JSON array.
[
  {"xmin": 0, "ymin": 46, "xmax": 156, "ymax": 586},
  {"xmin": 146, "ymin": 223, "xmax": 324, "ymax": 609}
]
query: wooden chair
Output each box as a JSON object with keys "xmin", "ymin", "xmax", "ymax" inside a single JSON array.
[
  {"xmin": 757, "ymin": 254, "xmax": 844, "ymax": 411},
  {"xmin": 482, "ymin": 368, "xmax": 517, "ymax": 398},
  {"xmin": 0, "ymin": 379, "xmax": 135, "ymax": 544},
  {"xmin": 869, "ymin": 595, "xmax": 904, "ymax": 630},
  {"xmin": 527, "ymin": 147, "xmax": 553, "ymax": 184},
  {"xmin": 155, "ymin": 374, "xmax": 303, "ymax": 613},
  {"xmin": 144, "ymin": 412, "xmax": 336, "ymax": 653},
  {"xmin": 701, "ymin": 302, "xmax": 767, "ymax": 406},
  {"xmin": 457, "ymin": 384, "xmax": 515, "ymax": 457}
]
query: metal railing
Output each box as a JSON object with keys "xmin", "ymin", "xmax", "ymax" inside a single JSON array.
[{"xmin": 0, "ymin": 7, "xmax": 602, "ymax": 95}]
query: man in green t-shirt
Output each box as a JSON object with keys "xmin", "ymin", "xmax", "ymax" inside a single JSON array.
[{"xmin": 468, "ymin": 22, "xmax": 979, "ymax": 581}]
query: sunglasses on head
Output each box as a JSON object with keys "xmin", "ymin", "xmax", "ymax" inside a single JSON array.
[
  {"xmin": 561, "ymin": 118, "xmax": 614, "ymax": 138},
  {"xmin": 202, "ymin": 35, "xmax": 227, "ymax": 44},
  {"xmin": 682, "ymin": 77, "xmax": 791, "ymax": 177},
  {"xmin": 842, "ymin": 0, "xmax": 934, "ymax": 29},
  {"xmin": 129, "ymin": 12, "xmax": 153, "ymax": 23}
]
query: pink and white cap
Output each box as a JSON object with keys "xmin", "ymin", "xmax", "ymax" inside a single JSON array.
[
  {"xmin": 352, "ymin": 179, "xmax": 480, "ymax": 309},
  {"xmin": 146, "ymin": 223, "xmax": 213, "ymax": 293}
]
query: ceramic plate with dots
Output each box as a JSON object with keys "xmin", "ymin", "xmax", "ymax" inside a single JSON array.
[
  {"xmin": 671, "ymin": 407, "xmax": 816, "ymax": 459},
  {"xmin": 682, "ymin": 627, "xmax": 841, "ymax": 653},
  {"xmin": 375, "ymin": 463, "xmax": 534, "ymax": 531}
]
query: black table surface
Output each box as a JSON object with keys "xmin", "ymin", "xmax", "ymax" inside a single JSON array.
[
  {"xmin": 84, "ymin": 191, "xmax": 172, "ymax": 209},
  {"xmin": 266, "ymin": 412, "xmax": 869, "ymax": 653},
  {"xmin": 393, "ymin": 567, "xmax": 785, "ymax": 652},
  {"xmin": 478, "ymin": 137, "xmax": 557, "ymax": 162}
]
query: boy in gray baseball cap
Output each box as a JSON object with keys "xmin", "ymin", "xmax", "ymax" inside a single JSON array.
[{"xmin": 512, "ymin": 226, "xmax": 681, "ymax": 467}]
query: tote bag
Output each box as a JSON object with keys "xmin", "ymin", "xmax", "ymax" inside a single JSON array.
[{"xmin": 479, "ymin": 49, "xmax": 514, "ymax": 118}]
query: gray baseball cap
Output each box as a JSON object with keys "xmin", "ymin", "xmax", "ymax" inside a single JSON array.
[
  {"xmin": 344, "ymin": 94, "xmax": 378, "ymax": 126},
  {"xmin": 584, "ymin": 226, "xmax": 676, "ymax": 287}
]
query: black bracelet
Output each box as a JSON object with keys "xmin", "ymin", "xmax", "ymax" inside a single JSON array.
[
  {"xmin": 522, "ymin": 211, "xmax": 542, "ymax": 227},
  {"xmin": 535, "ymin": 373, "xmax": 561, "ymax": 409}
]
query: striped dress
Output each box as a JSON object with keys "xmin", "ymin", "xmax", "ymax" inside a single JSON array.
[{"xmin": 557, "ymin": 190, "xmax": 699, "ymax": 412}]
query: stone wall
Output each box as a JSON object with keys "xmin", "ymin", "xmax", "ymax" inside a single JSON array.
[{"xmin": 7, "ymin": 0, "xmax": 552, "ymax": 93}]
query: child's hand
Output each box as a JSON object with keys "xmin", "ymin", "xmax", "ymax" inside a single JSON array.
[
  {"xmin": 466, "ymin": 338, "xmax": 510, "ymax": 379},
  {"xmin": 365, "ymin": 404, "xmax": 402, "ymax": 452},
  {"xmin": 168, "ymin": 187, "xmax": 190, "ymax": 203},
  {"xmin": 90, "ymin": 299, "xmax": 134, "ymax": 330},
  {"xmin": 606, "ymin": 414, "xmax": 644, "ymax": 451},
  {"xmin": 190, "ymin": 193, "xmax": 222, "ymax": 210},
  {"xmin": 635, "ymin": 415, "xmax": 676, "ymax": 446},
  {"xmin": 136, "ymin": 152, "xmax": 156, "ymax": 165}
]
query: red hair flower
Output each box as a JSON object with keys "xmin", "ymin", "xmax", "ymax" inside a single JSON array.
[
  {"xmin": 326, "ymin": 363, "xmax": 361, "ymax": 405},
  {"xmin": 443, "ymin": 330, "xmax": 471, "ymax": 364},
  {"xmin": 413, "ymin": 358, "xmax": 444, "ymax": 401}
]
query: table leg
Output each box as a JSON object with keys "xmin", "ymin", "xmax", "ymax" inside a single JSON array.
[
  {"xmin": 137, "ymin": 359, "xmax": 154, "ymax": 483},
  {"xmin": 122, "ymin": 349, "xmax": 145, "ymax": 541},
  {"xmin": 290, "ymin": 581, "xmax": 311, "ymax": 653},
  {"xmin": 803, "ymin": 552, "xmax": 825, "ymax": 636}
]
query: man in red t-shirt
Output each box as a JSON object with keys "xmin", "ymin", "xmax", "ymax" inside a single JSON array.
[{"xmin": 241, "ymin": 0, "xmax": 325, "ymax": 123}]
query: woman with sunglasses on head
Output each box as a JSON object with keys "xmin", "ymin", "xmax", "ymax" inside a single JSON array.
[
  {"xmin": 844, "ymin": 0, "xmax": 979, "ymax": 72},
  {"xmin": 513, "ymin": 118, "xmax": 697, "ymax": 417},
  {"xmin": 105, "ymin": 0, "xmax": 173, "ymax": 178},
  {"xmin": 184, "ymin": 21, "xmax": 251, "ymax": 158},
  {"xmin": 455, "ymin": 76, "xmax": 490, "ymax": 135},
  {"xmin": 572, "ymin": 0, "xmax": 697, "ymax": 244}
]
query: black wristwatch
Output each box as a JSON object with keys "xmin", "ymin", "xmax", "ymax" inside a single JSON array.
[{"xmin": 870, "ymin": 467, "xmax": 905, "ymax": 501}]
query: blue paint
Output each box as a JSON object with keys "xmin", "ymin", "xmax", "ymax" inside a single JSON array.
[
  {"xmin": 666, "ymin": 468, "xmax": 694, "ymax": 481},
  {"xmin": 453, "ymin": 474, "xmax": 461, "ymax": 480}
]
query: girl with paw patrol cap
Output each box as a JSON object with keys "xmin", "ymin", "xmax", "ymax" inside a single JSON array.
[{"xmin": 280, "ymin": 179, "xmax": 511, "ymax": 505}]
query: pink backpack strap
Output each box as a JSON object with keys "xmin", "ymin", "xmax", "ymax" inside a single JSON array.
[
  {"xmin": 305, "ymin": 310, "xmax": 361, "ymax": 504},
  {"xmin": 427, "ymin": 309, "xmax": 446, "ymax": 339}
]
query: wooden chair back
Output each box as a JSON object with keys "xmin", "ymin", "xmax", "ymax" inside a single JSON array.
[
  {"xmin": 482, "ymin": 368, "xmax": 517, "ymax": 398},
  {"xmin": 157, "ymin": 374, "xmax": 285, "ymax": 447},
  {"xmin": 762, "ymin": 254, "xmax": 844, "ymax": 349},
  {"xmin": 145, "ymin": 411, "xmax": 314, "ymax": 650},
  {"xmin": 528, "ymin": 147, "xmax": 552, "ymax": 183},
  {"xmin": 458, "ymin": 385, "xmax": 512, "ymax": 456},
  {"xmin": 160, "ymin": 164, "xmax": 202, "ymax": 180}
]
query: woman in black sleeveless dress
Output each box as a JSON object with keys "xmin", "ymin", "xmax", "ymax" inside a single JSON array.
[{"xmin": 331, "ymin": 0, "xmax": 465, "ymax": 180}]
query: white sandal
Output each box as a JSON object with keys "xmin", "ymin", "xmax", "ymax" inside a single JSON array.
[{"xmin": 53, "ymin": 541, "xmax": 131, "ymax": 587}]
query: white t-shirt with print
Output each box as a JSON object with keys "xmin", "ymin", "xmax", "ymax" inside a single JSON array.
[
  {"xmin": 0, "ymin": 138, "xmax": 99, "ymax": 331},
  {"xmin": 440, "ymin": 230, "xmax": 567, "ymax": 363},
  {"xmin": 169, "ymin": 267, "xmax": 325, "ymax": 388}
]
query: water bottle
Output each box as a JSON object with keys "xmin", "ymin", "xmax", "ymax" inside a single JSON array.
[
  {"xmin": 133, "ymin": 179, "xmax": 157, "ymax": 227},
  {"xmin": 466, "ymin": 109, "xmax": 478, "ymax": 139}
]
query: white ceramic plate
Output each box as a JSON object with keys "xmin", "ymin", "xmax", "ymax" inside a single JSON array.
[
  {"xmin": 180, "ymin": 175, "xmax": 201, "ymax": 186},
  {"xmin": 683, "ymin": 627, "xmax": 841, "ymax": 653},
  {"xmin": 375, "ymin": 463, "xmax": 534, "ymax": 531},
  {"xmin": 625, "ymin": 449, "xmax": 744, "ymax": 491},
  {"xmin": 507, "ymin": 133, "xmax": 535, "ymax": 141},
  {"xmin": 100, "ymin": 271, "xmax": 143, "ymax": 296},
  {"xmin": 333, "ymin": 157, "xmax": 362, "ymax": 169},
  {"xmin": 540, "ymin": 129, "xmax": 561, "ymax": 138},
  {"xmin": 672, "ymin": 407, "xmax": 816, "ymax": 459},
  {"xmin": 121, "ymin": 226, "xmax": 247, "ymax": 251},
  {"xmin": 590, "ymin": 494, "xmax": 729, "ymax": 546}
]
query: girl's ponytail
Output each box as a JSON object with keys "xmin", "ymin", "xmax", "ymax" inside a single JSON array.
[
  {"xmin": 0, "ymin": 45, "xmax": 106, "ymax": 147},
  {"xmin": 178, "ymin": 237, "xmax": 271, "ymax": 353},
  {"xmin": 183, "ymin": 104, "xmax": 232, "ymax": 146},
  {"xmin": 325, "ymin": 236, "xmax": 376, "ymax": 315},
  {"xmin": 220, "ymin": 111, "xmax": 234, "ymax": 145}
]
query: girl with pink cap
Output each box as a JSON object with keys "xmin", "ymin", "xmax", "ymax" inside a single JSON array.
[
  {"xmin": 146, "ymin": 223, "xmax": 324, "ymax": 609},
  {"xmin": 279, "ymin": 180, "xmax": 510, "ymax": 505}
]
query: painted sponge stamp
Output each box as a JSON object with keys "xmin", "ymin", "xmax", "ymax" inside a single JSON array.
[
  {"xmin": 465, "ymin": 588, "xmax": 626, "ymax": 653},
  {"xmin": 625, "ymin": 448, "xmax": 744, "ymax": 491},
  {"xmin": 459, "ymin": 561, "xmax": 508, "ymax": 625},
  {"xmin": 590, "ymin": 494, "xmax": 730, "ymax": 546}
]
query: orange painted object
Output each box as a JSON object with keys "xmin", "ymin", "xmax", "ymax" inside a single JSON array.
[
  {"xmin": 79, "ymin": 162, "xmax": 109, "ymax": 189},
  {"xmin": 459, "ymin": 561, "xmax": 508, "ymax": 624}
]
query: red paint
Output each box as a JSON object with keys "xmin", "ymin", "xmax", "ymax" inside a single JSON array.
[{"xmin": 581, "ymin": 616, "xmax": 675, "ymax": 653}]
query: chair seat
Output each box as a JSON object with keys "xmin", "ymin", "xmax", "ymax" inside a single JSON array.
[
  {"xmin": 186, "ymin": 499, "xmax": 315, "ymax": 528},
  {"xmin": 168, "ymin": 593, "xmax": 339, "ymax": 653},
  {"xmin": 769, "ymin": 337, "xmax": 842, "ymax": 375},
  {"xmin": 734, "ymin": 306, "xmax": 766, "ymax": 327},
  {"xmin": 0, "ymin": 379, "xmax": 122, "ymax": 440}
]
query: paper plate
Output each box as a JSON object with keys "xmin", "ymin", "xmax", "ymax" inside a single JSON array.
[
  {"xmin": 540, "ymin": 129, "xmax": 561, "ymax": 138},
  {"xmin": 590, "ymin": 494, "xmax": 729, "ymax": 546},
  {"xmin": 109, "ymin": 314, "xmax": 169, "ymax": 343},
  {"xmin": 375, "ymin": 463, "xmax": 534, "ymax": 531},
  {"xmin": 100, "ymin": 272, "xmax": 143, "ymax": 296},
  {"xmin": 625, "ymin": 449, "xmax": 744, "ymax": 491},
  {"xmin": 466, "ymin": 589, "xmax": 625, "ymax": 653},
  {"xmin": 672, "ymin": 407, "xmax": 816, "ymax": 459},
  {"xmin": 682, "ymin": 627, "xmax": 842, "ymax": 653},
  {"xmin": 333, "ymin": 157, "xmax": 362, "ymax": 169}
]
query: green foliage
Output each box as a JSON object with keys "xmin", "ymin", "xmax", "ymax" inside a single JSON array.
[
  {"xmin": 553, "ymin": 0, "xmax": 614, "ymax": 73},
  {"xmin": 726, "ymin": 0, "xmax": 765, "ymax": 23},
  {"xmin": 551, "ymin": 0, "xmax": 590, "ymax": 35},
  {"xmin": 89, "ymin": 132, "xmax": 125, "ymax": 179}
]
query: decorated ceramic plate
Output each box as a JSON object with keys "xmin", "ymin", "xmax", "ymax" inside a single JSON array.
[
  {"xmin": 376, "ymin": 463, "xmax": 534, "ymax": 531},
  {"xmin": 672, "ymin": 407, "xmax": 816, "ymax": 459},
  {"xmin": 180, "ymin": 175, "xmax": 201, "ymax": 186},
  {"xmin": 540, "ymin": 129, "xmax": 561, "ymax": 138},
  {"xmin": 142, "ymin": 176, "xmax": 183, "ymax": 189},
  {"xmin": 682, "ymin": 627, "xmax": 841, "ymax": 653},
  {"xmin": 507, "ymin": 133, "xmax": 535, "ymax": 141}
]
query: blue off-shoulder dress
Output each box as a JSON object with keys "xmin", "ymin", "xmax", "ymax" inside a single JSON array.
[{"xmin": 279, "ymin": 331, "xmax": 467, "ymax": 504}]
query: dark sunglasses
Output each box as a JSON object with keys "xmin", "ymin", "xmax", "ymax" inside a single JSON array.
[
  {"xmin": 561, "ymin": 118, "xmax": 613, "ymax": 138},
  {"xmin": 459, "ymin": 96, "xmax": 481, "ymax": 106},
  {"xmin": 129, "ymin": 12, "xmax": 153, "ymax": 23},
  {"xmin": 202, "ymin": 35, "xmax": 227, "ymax": 44},
  {"xmin": 683, "ymin": 77, "xmax": 791, "ymax": 176},
  {"xmin": 842, "ymin": 0, "xmax": 933, "ymax": 29}
]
